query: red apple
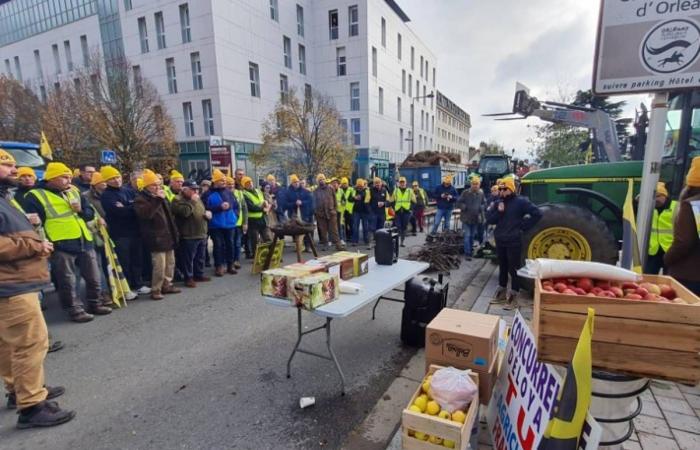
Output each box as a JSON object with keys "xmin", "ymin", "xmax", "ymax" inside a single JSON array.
[
  {"xmin": 659, "ymin": 284, "xmax": 677, "ymax": 300},
  {"xmin": 600, "ymin": 290, "xmax": 616, "ymax": 298},
  {"xmin": 554, "ymin": 283, "xmax": 568, "ymax": 293},
  {"xmin": 542, "ymin": 285, "xmax": 554, "ymax": 292},
  {"xmin": 562, "ymin": 289, "xmax": 578, "ymax": 295},
  {"xmin": 622, "ymin": 281, "xmax": 639, "ymax": 290},
  {"xmin": 553, "ymin": 278, "xmax": 568, "ymax": 285},
  {"xmin": 640, "ymin": 282, "xmax": 661, "ymax": 295},
  {"xmin": 542, "ymin": 280, "xmax": 553, "ymax": 287},
  {"xmin": 585, "ymin": 292, "xmax": 597, "ymax": 297},
  {"xmin": 595, "ymin": 280, "xmax": 611, "ymax": 289},
  {"xmin": 624, "ymin": 293, "xmax": 643, "ymax": 300},
  {"xmin": 636, "ymin": 287, "xmax": 649, "ymax": 297},
  {"xmin": 572, "ymin": 287, "xmax": 587, "ymax": 295},
  {"xmin": 576, "ymin": 277, "xmax": 594, "ymax": 292},
  {"xmin": 610, "ymin": 287, "xmax": 624, "ymax": 298},
  {"xmin": 591, "ymin": 287, "xmax": 603, "ymax": 295}
]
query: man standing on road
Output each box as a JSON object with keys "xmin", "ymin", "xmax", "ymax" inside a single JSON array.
[
  {"xmin": 241, "ymin": 176, "xmax": 268, "ymax": 257},
  {"xmin": 431, "ymin": 176, "xmax": 458, "ymax": 234},
  {"xmin": 392, "ymin": 177, "xmax": 415, "ymax": 247},
  {"xmin": 172, "ymin": 180, "xmax": 211, "ymax": 288},
  {"xmin": 24, "ymin": 163, "xmax": 112, "ymax": 322},
  {"xmin": 348, "ymin": 178, "xmax": 371, "ymax": 247},
  {"xmin": 73, "ymin": 164, "xmax": 96, "ymax": 193},
  {"xmin": 203, "ymin": 170, "xmax": 239, "ymax": 276},
  {"xmin": 0, "ymin": 150, "xmax": 76, "ymax": 429},
  {"xmin": 368, "ymin": 177, "xmax": 389, "ymax": 249},
  {"xmin": 134, "ymin": 170, "xmax": 181, "ymax": 300},
  {"xmin": 313, "ymin": 174, "xmax": 344, "ymax": 251},
  {"xmin": 100, "ymin": 166, "xmax": 150, "ymax": 299},
  {"xmin": 486, "ymin": 177, "xmax": 542, "ymax": 309},
  {"xmin": 456, "ymin": 177, "xmax": 485, "ymax": 261},
  {"xmin": 645, "ymin": 182, "xmax": 677, "ymax": 274},
  {"xmin": 285, "ymin": 174, "xmax": 314, "ymax": 252},
  {"xmin": 409, "ymin": 181, "xmax": 428, "ymax": 235}
]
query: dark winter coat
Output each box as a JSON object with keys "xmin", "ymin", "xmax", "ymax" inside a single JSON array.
[
  {"xmin": 101, "ymin": 185, "xmax": 140, "ymax": 238},
  {"xmin": 456, "ymin": 188, "xmax": 485, "ymax": 224},
  {"xmin": 134, "ymin": 191, "xmax": 179, "ymax": 252},
  {"xmin": 664, "ymin": 192, "xmax": 700, "ymax": 282},
  {"xmin": 284, "ymin": 186, "xmax": 314, "ymax": 220},
  {"xmin": 313, "ymin": 184, "xmax": 337, "ymax": 218},
  {"xmin": 369, "ymin": 186, "xmax": 389, "ymax": 214},
  {"xmin": 432, "ymin": 184, "xmax": 458, "ymax": 210},
  {"xmin": 171, "ymin": 194, "xmax": 209, "ymax": 240},
  {"xmin": 486, "ymin": 194, "xmax": 542, "ymax": 246}
]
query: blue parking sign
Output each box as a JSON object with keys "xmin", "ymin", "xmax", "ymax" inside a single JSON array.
[{"xmin": 101, "ymin": 149, "xmax": 117, "ymax": 164}]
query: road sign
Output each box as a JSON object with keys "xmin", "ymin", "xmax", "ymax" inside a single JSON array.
[
  {"xmin": 593, "ymin": 0, "xmax": 700, "ymax": 95},
  {"xmin": 101, "ymin": 149, "xmax": 117, "ymax": 164}
]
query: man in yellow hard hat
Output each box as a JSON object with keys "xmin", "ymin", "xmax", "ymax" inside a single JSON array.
[
  {"xmin": 99, "ymin": 166, "xmax": 149, "ymax": 300},
  {"xmin": 134, "ymin": 170, "xmax": 181, "ymax": 299},
  {"xmin": 165, "ymin": 169, "xmax": 185, "ymax": 202},
  {"xmin": 645, "ymin": 182, "xmax": 677, "ymax": 274},
  {"xmin": 367, "ymin": 177, "xmax": 389, "ymax": 249},
  {"xmin": 15, "ymin": 167, "xmax": 37, "ymax": 210},
  {"xmin": 0, "ymin": 150, "xmax": 77, "ymax": 428},
  {"xmin": 240, "ymin": 175, "xmax": 268, "ymax": 256},
  {"xmin": 24, "ymin": 162, "xmax": 113, "ymax": 322},
  {"xmin": 456, "ymin": 176, "xmax": 485, "ymax": 260},
  {"xmin": 201, "ymin": 169, "xmax": 240, "ymax": 276},
  {"xmin": 392, "ymin": 177, "xmax": 416, "ymax": 246},
  {"xmin": 336, "ymin": 177, "xmax": 354, "ymax": 243},
  {"xmin": 348, "ymin": 178, "xmax": 371, "ymax": 246}
]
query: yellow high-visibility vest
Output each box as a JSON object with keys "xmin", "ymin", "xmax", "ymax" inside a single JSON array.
[
  {"xmin": 392, "ymin": 188, "xmax": 415, "ymax": 212},
  {"xmin": 234, "ymin": 189, "xmax": 245, "ymax": 226},
  {"xmin": 649, "ymin": 200, "xmax": 677, "ymax": 255},
  {"xmin": 343, "ymin": 187, "xmax": 357, "ymax": 214},
  {"xmin": 164, "ymin": 186, "xmax": 175, "ymax": 202},
  {"xmin": 336, "ymin": 188, "xmax": 347, "ymax": 214},
  {"xmin": 30, "ymin": 187, "xmax": 93, "ymax": 243},
  {"xmin": 243, "ymin": 188, "xmax": 265, "ymax": 219}
]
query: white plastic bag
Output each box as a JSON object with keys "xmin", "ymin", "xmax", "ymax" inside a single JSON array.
[
  {"xmin": 430, "ymin": 367, "xmax": 478, "ymax": 413},
  {"xmin": 517, "ymin": 258, "xmax": 642, "ymax": 282}
]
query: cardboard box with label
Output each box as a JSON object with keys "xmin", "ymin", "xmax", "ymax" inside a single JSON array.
[
  {"xmin": 425, "ymin": 309, "xmax": 501, "ymax": 405},
  {"xmin": 331, "ymin": 251, "xmax": 370, "ymax": 279}
]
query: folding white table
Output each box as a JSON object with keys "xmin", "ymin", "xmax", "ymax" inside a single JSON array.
[{"xmin": 264, "ymin": 258, "xmax": 429, "ymax": 394}]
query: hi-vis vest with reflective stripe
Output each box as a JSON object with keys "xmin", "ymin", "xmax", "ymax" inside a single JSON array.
[
  {"xmin": 164, "ymin": 185, "xmax": 175, "ymax": 202},
  {"xmin": 336, "ymin": 187, "xmax": 350, "ymax": 214},
  {"xmin": 30, "ymin": 187, "xmax": 93, "ymax": 243},
  {"xmin": 392, "ymin": 188, "xmax": 414, "ymax": 211},
  {"xmin": 234, "ymin": 189, "xmax": 244, "ymax": 226},
  {"xmin": 649, "ymin": 200, "xmax": 677, "ymax": 255},
  {"xmin": 243, "ymin": 189, "xmax": 265, "ymax": 219},
  {"xmin": 342, "ymin": 187, "xmax": 356, "ymax": 213}
]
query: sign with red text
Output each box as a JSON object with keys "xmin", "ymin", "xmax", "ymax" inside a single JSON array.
[
  {"xmin": 209, "ymin": 145, "xmax": 233, "ymax": 174},
  {"xmin": 486, "ymin": 312, "xmax": 600, "ymax": 450},
  {"xmin": 594, "ymin": 0, "xmax": 700, "ymax": 94}
]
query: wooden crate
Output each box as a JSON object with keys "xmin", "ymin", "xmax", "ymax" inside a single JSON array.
[
  {"xmin": 534, "ymin": 274, "xmax": 700, "ymax": 384},
  {"xmin": 401, "ymin": 365, "xmax": 479, "ymax": 450}
]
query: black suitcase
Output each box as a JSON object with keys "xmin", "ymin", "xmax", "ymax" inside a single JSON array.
[{"xmin": 400, "ymin": 275, "xmax": 449, "ymax": 347}]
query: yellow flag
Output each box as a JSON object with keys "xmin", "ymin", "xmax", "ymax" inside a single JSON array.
[
  {"xmin": 539, "ymin": 308, "xmax": 595, "ymax": 450},
  {"xmin": 621, "ymin": 179, "xmax": 642, "ymax": 274},
  {"xmin": 40, "ymin": 131, "xmax": 53, "ymax": 160}
]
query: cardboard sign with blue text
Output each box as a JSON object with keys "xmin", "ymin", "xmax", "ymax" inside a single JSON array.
[{"xmin": 486, "ymin": 312, "xmax": 600, "ymax": 450}]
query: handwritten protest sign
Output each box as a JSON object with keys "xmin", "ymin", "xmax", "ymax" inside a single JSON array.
[{"xmin": 486, "ymin": 312, "xmax": 600, "ymax": 450}]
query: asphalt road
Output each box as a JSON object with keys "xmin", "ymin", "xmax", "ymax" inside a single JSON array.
[{"xmin": 0, "ymin": 233, "xmax": 482, "ymax": 450}]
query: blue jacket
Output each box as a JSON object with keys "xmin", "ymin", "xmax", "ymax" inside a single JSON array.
[
  {"xmin": 486, "ymin": 194, "xmax": 542, "ymax": 246},
  {"xmin": 202, "ymin": 188, "xmax": 238, "ymax": 229},
  {"xmin": 101, "ymin": 185, "xmax": 139, "ymax": 239},
  {"xmin": 433, "ymin": 184, "xmax": 458, "ymax": 210},
  {"xmin": 284, "ymin": 186, "xmax": 313, "ymax": 220}
]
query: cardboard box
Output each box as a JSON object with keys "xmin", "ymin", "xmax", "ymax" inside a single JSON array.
[
  {"xmin": 425, "ymin": 309, "xmax": 499, "ymax": 372},
  {"xmin": 260, "ymin": 268, "xmax": 311, "ymax": 300},
  {"xmin": 284, "ymin": 262, "xmax": 327, "ymax": 274},
  {"xmin": 304, "ymin": 259, "xmax": 342, "ymax": 278},
  {"xmin": 331, "ymin": 251, "xmax": 370, "ymax": 279},
  {"xmin": 291, "ymin": 273, "xmax": 340, "ymax": 310}
]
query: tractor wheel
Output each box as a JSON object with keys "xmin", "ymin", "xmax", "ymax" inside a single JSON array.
[{"xmin": 520, "ymin": 204, "xmax": 618, "ymax": 292}]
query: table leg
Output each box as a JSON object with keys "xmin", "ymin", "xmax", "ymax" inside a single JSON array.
[
  {"xmin": 325, "ymin": 318, "xmax": 346, "ymax": 396},
  {"xmin": 263, "ymin": 235, "xmax": 278, "ymax": 270},
  {"xmin": 286, "ymin": 308, "xmax": 303, "ymax": 378},
  {"xmin": 295, "ymin": 236, "xmax": 302, "ymax": 262}
]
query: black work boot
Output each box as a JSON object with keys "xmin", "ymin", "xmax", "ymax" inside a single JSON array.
[
  {"xmin": 87, "ymin": 302, "xmax": 112, "ymax": 315},
  {"xmin": 69, "ymin": 308, "xmax": 94, "ymax": 323},
  {"xmin": 7, "ymin": 386, "xmax": 66, "ymax": 410},
  {"xmin": 17, "ymin": 400, "xmax": 76, "ymax": 429}
]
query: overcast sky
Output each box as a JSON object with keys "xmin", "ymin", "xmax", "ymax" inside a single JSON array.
[{"xmin": 398, "ymin": 0, "xmax": 646, "ymax": 158}]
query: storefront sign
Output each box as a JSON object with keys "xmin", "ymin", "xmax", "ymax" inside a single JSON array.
[
  {"xmin": 594, "ymin": 0, "xmax": 700, "ymax": 94},
  {"xmin": 210, "ymin": 145, "xmax": 233, "ymax": 174},
  {"xmin": 486, "ymin": 312, "xmax": 600, "ymax": 450}
]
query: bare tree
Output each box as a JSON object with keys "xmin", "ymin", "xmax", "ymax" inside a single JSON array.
[
  {"xmin": 0, "ymin": 75, "xmax": 42, "ymax": 142},
  {"xmin": 257, "ymin": 88, "xmax": 355, "ymax": 181}
]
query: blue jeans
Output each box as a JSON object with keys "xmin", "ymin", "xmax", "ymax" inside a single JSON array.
[
  {"xmin": 210, "ymin": 228, "xmax": 234, "ymax": 268},
  {"xmin": 352, "ymin": 212, "xmax": 370, "ymax": 244},
  {"xmin": 178, "ymin": 238, "xmax": 206, "ymax": 280},
  {"xmin": 463, "ymin": 223, "xmax": 479, "ymax": 256},
  {"xmin": 233, "ymin": 226, "xmax": 243, "ymax": 263},
  {"xmin": 371, "ymin": 211, "xmax": 386, "ymax": 232},
  {"xmin": 431, "ymin": 208, "xmax": 453, "ymax": 233},
  {"xmin": 395, "ymin": 209, "xmax": 411, "ymax": 239}
]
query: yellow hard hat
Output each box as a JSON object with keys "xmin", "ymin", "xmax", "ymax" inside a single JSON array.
[
  {"xmin": 44, "ymin": 162, "xmax": 73, "ymax": 180},
  {"xmin": 17, "ymin": 167, "xmax": 36, "ymax": 179},
  {"xmin": 90, "ymin": 172, "xmax": 105, "ymax": 186},
  {"xmin": 170, "ymin": 170, "xmax": 184, "ymax": 181},
  {"xmin": 0, "ymin": 149, "xmax": 16, "ymax": 165},
  {"xmin": 656, "ymin": 182, "xmax": 668, "ymax": 198},
  {"xmin": 502, "ymin": 177, "xmax": 516, "ymax": 192},
  {"xmin": 355, "ymin": 178, "xmax": 366, "ymax": 187},
  {"xmin": 442, "ymin": 175, "xmax": 453, "ymax": 184},
  {"xmin": 289, "ymin": 174, "xmax": 300, "ymax": 183},
  {"xmin": 142, "ymin": 170, "xmax": 160, "ymax": 187},
  {"xmin": 226, "ymin": 176, "xmax": 235, "ymax": 184},
  {"xmin": 687, "ymin": 156, "xmax": 700, "ymax": 187},
  {"xmin": 266, "ymin": 174, "xmax": 276, "ymax": 182},
  {"xmin": 317, "ymin": 174, "xmax": 326, "ymax": 182},
  {"xmin": 100, "ymin": 165, "xmax": 121, "ymax": 181},
  {"xmin": 340, "ymin": 177, "xmax": 349, "ymax": 185},
  {"xmin": 212, "ymin": 169, "xmax": 226, "ymax": 183},
  {"xmin": 241, "ymin": 176, "xmax": 253, "ymax": 188},
  {"xmin": 412, "ymin": 181, "xmax": 419, "ymax": 187},
  {"xmin": 398, "ymin": 176, "xmax": 407, "ymax": 183}
]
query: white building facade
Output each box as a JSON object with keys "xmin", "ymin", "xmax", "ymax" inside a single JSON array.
[
  {"xmin": 435, "ymin": 90, "xmax": 471, "ymax": 163},
  {"xmin": 0, "ymin": 0, "xmax": 436, "ymax": 178}
]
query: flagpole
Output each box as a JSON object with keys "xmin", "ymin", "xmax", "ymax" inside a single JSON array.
[{"xmin": 635, "ymin": 92, "xmax": 668, "ymax": 267}]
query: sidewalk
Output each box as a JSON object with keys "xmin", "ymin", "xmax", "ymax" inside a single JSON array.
[{"xmin": 383, "ymin": 263, "xmax": 700, "ymax": 450}]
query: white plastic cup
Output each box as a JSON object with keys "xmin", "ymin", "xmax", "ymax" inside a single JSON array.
[{"xmin": 299, "ymin": 397, "xmax": 315, "ymax": 409}]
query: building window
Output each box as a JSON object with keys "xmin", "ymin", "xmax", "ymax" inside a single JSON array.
[
  {"xmin": 397, "ymin": 97, "xmax": 402, "ymax": 121},
  {"xmin": 124, "ymin": 0, "xmax": 132, "ymax": 11},
  {"xmin": 339, "ymin": 119, "xmax": 349, "ymax": 144},
  {"xmin": 166, "ymin": 58, "xmax": 177, "ymax": 94},
  {"xmin": 397, "ymin": 33, "xmax": 402, "ymax": 60},
  {"xmin": 336, "ymin": 47, "xmax": 346, "ymax": 76},
  {"xmin": 349, "ymin": 5, "xmax": 359, "ymax": 36},
  {"xmin": 350, "ymin": 82, "xmax": 360, "ymax": 111},
  {"xmin": 425, "ymin": 60, "xmax": 429, "ymax": 81},
  {"xmin": 423, "ymin": 86, "xmax": 427, "ymax": 105},
  {"xmin": 249, "ymin": 62, "xmax": 260, "ymax": 97},
  {"xmin": 138, "ymin": 17, "xmax": 149, "ymax": 53},
  {"xmin": 133, "ymin": 65, "xmax": 143, "ymax": 97},
  {"xmin": 179, "ymin": 3, "xmax": 191, "ymax": 44},
  {"xmin": 305, "ymin": 83, "xmax": 312, "ymax": 105},
  {"xmin": 279, "ymin": 74, "xmax": 289, "ymax": 101},
  {"xmin": 283, "ymin": 36, "xmax": 292, "ymax": 68},
  {"xmin": 63, "ymin": 40, "xmax": 73, "ymax": 71},
  {"xmin": 13, "ymin": 56, "xmax": 22, "ymax": 81},
  {"xmin": 371, "ymin": 47, "xmax": 377, "ymax": 77},
  {"xmin": 39, "ymin": 85, "xmax": 47, "ymax": 102},
  {"xmin": 33, "ymin": 50, "xmax": 42, "ymax": 79},
  {"xmin": 299, "ymin": 44, "xmax": 306, "ymax": 75},
  {"xmin": 4, "ymin": 59, "xmax": 11, "ymax": 78},
  {"xmin": 433, "ymin": 68, "xmax": 436, "ymax": 87},
  {"xmin": 351, "ymin": 118, "xmax": 361, "ymax": 145},
  {"xmin": 420, "ymin": 56, "xmax": 423, "ymax": 77},
  {"xmin": 190, "ymin": 52, "xmax": 202, "ymax": 90},
  {"xmin": 297, "ymin": 5, "xmax": 304, "ymax": 37},
  {"xmin": 399, "ymin": 128, "xmax": 404, "ymax": 151},
  {"xmin": 408, "ymin": 74, "xmax": 412, "ymax": 96},
  {"xmin": 202, "ymin": 99, "xmax": 214, "ymax": 135},
  {"xmin": 80, "ymin": 35, "xmax": 89, "ymax": 66},
  {"xmin": 378, "ymin": 87, "xmax": 384, "ymax": 115},
  {"xmin": 155, "ymin": 12, "xmax": 166, "ymax": 49},
  {"xmin": 410, "ymin": 46, "xmax": 415, "ymax": 70},
  {"xmin": 52, "ymin": 44, "xmax": 61, "ymax": 74},
  {"xmin": 416, "ymin": 80, "xmax": 419, "ymax": 100},
  {"xmin": 270, "ymin": 0, "xmax": 279, "ymax": 21},
  {"xmin": 410, "ymin": 104, "xmax": 414, "ymax": 127},
  {"xmin": 402, "ymin": 70, "xmax": 406, "ymax": 94},
  {"xmin": 421, "ymin": 111, "xmax": 424, "ymax": 130},
  {"xmin": 183, "ymin": 102, "xmax": 194, "ymax": 137},
  {"xmin": 329, "ymin": 10, "xmax": 339, "ymax": 40},
  {"xmin": 381, "ymin": 17, "xmax": 386, "ymax": 47}
]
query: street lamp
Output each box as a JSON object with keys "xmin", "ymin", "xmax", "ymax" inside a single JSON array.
[{"xmin": 409, "ymin": 91, "xmax": 435, "ymax": 154}]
